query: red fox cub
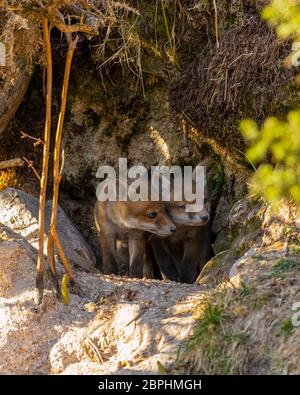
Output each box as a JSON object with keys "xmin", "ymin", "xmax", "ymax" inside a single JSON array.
[
  {"xmin": 146, "ymin": 167, "xmax": 213, "ymax": 284},
  {"xmin": 94, "ymin": 179, "xmax": 176, "ymax": 278}
]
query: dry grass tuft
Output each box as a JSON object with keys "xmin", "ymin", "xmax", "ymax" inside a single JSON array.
[
  {"xmin": 171, "ymin": 15, "xmax": 298, "ymax": 154},
  {"xmin": 3, "ymin": 1, "xmax": 144, "ymax": 92},
  {"xmin": 0, "ymin": 10, "xmax": 41, "ymax": 89},
  {"xmin": 0, "ymin": 168, "xmax": 19, "ymax": 191}
]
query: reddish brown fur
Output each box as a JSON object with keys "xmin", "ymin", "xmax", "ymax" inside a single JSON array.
[{"xmin": 94, "ymin": 196, "xmax": 176, "ymax": 278}]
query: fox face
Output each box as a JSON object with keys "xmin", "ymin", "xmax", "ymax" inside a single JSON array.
[
  {"xmin": 166, "ymin": 194, "xmax": 210, "ymax": 226},
  {"xmin": 119, "ymin": 201, "xmax": 176, "ymax": 236},
  {"xmin": 165, "ymin": 162, "xmax": 211, "ymax": 227}
]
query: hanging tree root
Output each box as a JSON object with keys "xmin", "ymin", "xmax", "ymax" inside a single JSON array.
[
  {"xmin": 47, "ymin": 19, "xmax": 78, "ymax": 301},
  {"xmin": 37, "ymin": 14, "xmax": 77, "ymax": 304},
  {"xmin": 36, "ymin": 17, "xmax": 53, "ymax": 305},
  {"xmin": 14, "ymin": 1, "xmax": 139, "ymax": 304}
]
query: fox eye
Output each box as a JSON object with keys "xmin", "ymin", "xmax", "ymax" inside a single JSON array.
[
  {"xmin": 179, "ymin": 204, "xmax": 186, "ymax": 210},
  {"xmin": 147, "ymin": 211, "xmax": 157, "ymax": 219}
]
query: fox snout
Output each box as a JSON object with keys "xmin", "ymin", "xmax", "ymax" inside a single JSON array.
[
  {"xmin": 200, "ymin": 213, "xmax": 210, "ymax": 223},
  {"xmin": 156, "ymin": 225, "xmax": 176, "ymax": 236},
  {"xmin": 155, "ymin": 214, "xmax": 177, "ymax": 236}
]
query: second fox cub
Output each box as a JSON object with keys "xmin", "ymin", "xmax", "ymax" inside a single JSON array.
[
  {"xmin": 146, "ymin": 167, "xmax": 213, "ymax": 284},
  {"xmin": 148, "ymin": 197, "xmax": 212, "ymax": 283},
  {"xmin": 94, "ymin": 178, "xmax": 176, "ymax": 278}
]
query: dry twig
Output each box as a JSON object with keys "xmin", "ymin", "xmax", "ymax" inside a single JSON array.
[
  {"xmin": 20, "ymin": 131, "xmax": 44, "ymax": 147},
  {"xmin": 22, "ymin": 157, "xmax": 41, "ymax": 181}
]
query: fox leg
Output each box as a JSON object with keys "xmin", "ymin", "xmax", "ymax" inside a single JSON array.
[
  {"xmin": 151, "ymin": 238, "xmax": 178, "ymax": 281},
  {"xmin": 100, "ymin": 233, "xmax": 118, "ymax": 274},
  {"xmin": 143, "ymin": 252, "xmax": 154, "ymax": 279},
  {"xmin": 128, "ymin": 236, "xmax": 146, "ymax": 278},
  {"xmin": 115, "ymin": 239, "xmax": 130, "ymax": 275},
  {"xmin": 143, "ymin": 241, "xmax": 162, "ymax": 279},
  {"xmin": 178, "ymin": 240, "xmax": 200, "ymax": 284}
]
